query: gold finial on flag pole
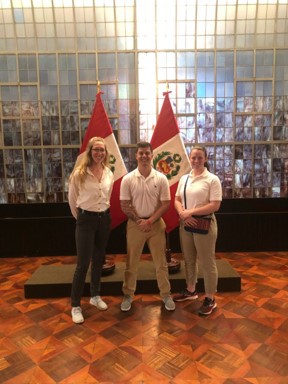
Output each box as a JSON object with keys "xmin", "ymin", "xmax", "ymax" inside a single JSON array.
[
  {"xmin": 166, "ymin": 82, "xmax": 169, "ymax": 92},
  {"xmin": 97, "ymin": 80, "xmax": 101, "ymax": 93}
]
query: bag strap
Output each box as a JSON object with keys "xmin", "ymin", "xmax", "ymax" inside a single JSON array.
[
  {"xmin": 183, "ymin": 174, "xmax": 212, "ymax": 219},
  {"xmin": 183, "ymin": 175, "xmax": 190, "ymax": 209}
]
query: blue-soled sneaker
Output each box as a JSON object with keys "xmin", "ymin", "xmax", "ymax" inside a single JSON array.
[
  {"xmin": 121, "ymin": 295, "xmax": 133, "ymax": 312},
  {"xmin": 198, "ymin": 297, "xmax": 217, "ymax": 316},
  {"xmin": 173, "ymin": 289, "xmax": 198, "ymax": 302},
  {"xmin": 163, "ymin": 296, "xmax": 176, "ymax": 311}
]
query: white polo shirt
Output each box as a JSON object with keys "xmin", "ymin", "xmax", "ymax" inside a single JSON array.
[
  {"xmin": 120, "ymin": 167, "xmax": 170, "ymax": 218},
  {"xmin": 176, "ymin": 168, "xmax": 222, "ymax": 209}
]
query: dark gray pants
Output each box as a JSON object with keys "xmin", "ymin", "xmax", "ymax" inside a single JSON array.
[{"xmin": 71, "ymin": 210, "xmax": 111, "ymax": 307}]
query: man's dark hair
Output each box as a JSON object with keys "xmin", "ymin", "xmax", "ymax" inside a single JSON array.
[{"xmin": 136, "ymin": 142, "xmax": 153, "ymax": 152}]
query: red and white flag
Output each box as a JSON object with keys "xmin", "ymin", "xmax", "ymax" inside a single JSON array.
[
  {"xmin": 77, "ymin": 91, "xmax": 127, "ymax": 229},
  {"xmin": 150, "ymin": 91, "xmax": 191, "ymax": 233}
]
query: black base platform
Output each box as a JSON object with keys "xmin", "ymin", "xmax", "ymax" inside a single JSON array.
[{"xmin": 24, "ymin": 260, "xmax": 241, "ymax": 299}]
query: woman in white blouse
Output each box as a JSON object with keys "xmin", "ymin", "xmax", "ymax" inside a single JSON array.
[{"xmin": 68, "ymin": 137, "xmax": 114, "ymax": 324}]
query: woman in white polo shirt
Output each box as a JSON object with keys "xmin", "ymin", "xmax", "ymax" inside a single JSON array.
[{"xmin": 174, "ymin": 145, "xmax": 222, "ymax": 315}]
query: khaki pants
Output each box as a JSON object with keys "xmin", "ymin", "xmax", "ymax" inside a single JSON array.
[
  {"xmin": 179, "ymin": 215, "xmax": 218, "ymax": 295},
  {"xmin": 122, "ymin": 218, "xmax": 171, "ymax": 298}
]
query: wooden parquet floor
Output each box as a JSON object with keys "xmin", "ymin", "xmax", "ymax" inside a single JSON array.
[{"xmin": 0, "ymin": 252, "xmax": 287, "ymax": 384}]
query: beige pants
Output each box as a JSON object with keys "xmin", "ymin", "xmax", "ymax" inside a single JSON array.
[
  {"xmin": 179, "ymin": 214, "xmax": 218, "ymax": 295},
  {"xmin": 122, "ymin": 218, "xmax": 171, "ymax": 298}
]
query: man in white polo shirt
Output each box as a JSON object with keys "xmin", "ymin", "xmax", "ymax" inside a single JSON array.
[{"xmin": 120, "ymin": 141, "xmax": 175, "ymax": 312}]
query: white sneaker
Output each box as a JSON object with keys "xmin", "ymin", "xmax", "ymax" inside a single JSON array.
[
  {"xmin": 163, "ymin": 296, "xmax": 176, "ymax": 311},
  {"xmin": 121, "ymin": 295, "xmax": 133, "ymax": 312},
  {"xmin": 90, "ymin": 296, "xmax": 108, "ymax": 311},
  {"xmin": 71, "ymin": 306, "xmax": 84, "ymax": 324}
]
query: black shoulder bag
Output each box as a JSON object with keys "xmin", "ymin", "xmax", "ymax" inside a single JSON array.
[{"xmin": 183, "ymin": 175, "xmax": 212, "ymax": 234}]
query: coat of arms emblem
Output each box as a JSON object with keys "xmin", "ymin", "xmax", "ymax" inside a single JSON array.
[{"xmin": 153, "ymin": 151, "xmax": 182, "ymax": 180}]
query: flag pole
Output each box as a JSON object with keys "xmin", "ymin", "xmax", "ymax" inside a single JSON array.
[
  {"xmin": 94, "ymin": 80, "xmax": 115, "ymax": 276},
  {"xmin": 165, "ymin": 225, "xmax": 181, "ymax": 274},
  {"xmin": 163, "ymin": 82, "xmax": 180, "ymax": 274}
]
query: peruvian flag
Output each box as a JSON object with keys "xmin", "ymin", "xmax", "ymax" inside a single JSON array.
[
  {"xmin": 76, "ymin": 91, "xmax": 127, "ymax": 229},
  {"xmin": 150, "ymin": 91, "xmax": 191, "ymax": 233}
]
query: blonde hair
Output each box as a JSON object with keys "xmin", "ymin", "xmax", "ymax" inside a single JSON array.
[{"xmin": 70, "ymin": 137, "xmax": 109, "ymax": 184}]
